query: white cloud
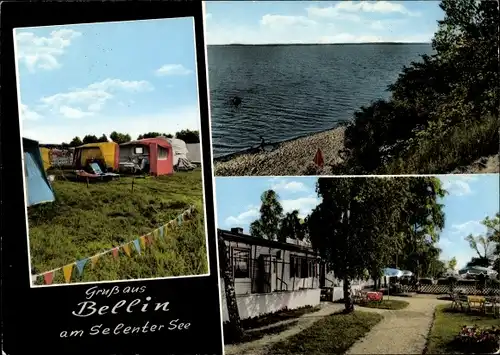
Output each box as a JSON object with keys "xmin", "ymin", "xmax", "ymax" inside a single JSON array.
[
  {"xmin": 333, "ymin": 1, "xmax": 418, "ymax": 16},
  {"xmin": 155, "ymin": 64, "xmax": 193, "ymax": 76},
  {"xmin": 38, "ymin": 78, "xmax": 153, "ymax": 119},
  {"xmin": 15, "ymin": 29, "xmax": 81, "ymax": 72},
  {"xmin": 441, "ymin": 175, "xmax": 477, "ymax": 196},
  {"xmin": 269, "ymin": 178, "xmax": 308, "ymax": 193},
  {"xmin": 260, "ymin": 14, "xmax": 317, "ymax": 28},
  {"xmin": 225, "ymin": 205, "xmax": 260, "ymax": 226},
  {"xmin": 19, "ymin": 104, "xmax": 42, "ymax": 121},
  {"xmin": 281, "ymin": 195, "xmax": 321, "ymax": 218},
  {"xmin": 22, "ymin": 105, "xmax": 200, "ymax": 144},
  {"xmin": 450, "ymin": 220, "xmax": 485, "ymax": 236}
]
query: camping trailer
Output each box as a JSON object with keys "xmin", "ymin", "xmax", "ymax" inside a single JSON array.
[
  {"xmin": 119, "ymin": 138, "xmax": 174, "ymax": 176},
  {"xmin": 186, "ymin": 143, "xmax": 201, "ymax": 165},
  {"xmin": 22, "ymin": 138, "xmax": 56, "ymax": 207},
  {"xmin": 164, "ymin": 137, "xmax": 196, "ymax": 170},
  {"xmin": 73, "ymin": 142, "xmax": 120, "ymax": 172}
]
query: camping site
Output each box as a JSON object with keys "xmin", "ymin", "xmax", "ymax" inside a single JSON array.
[{"xmin": 25, "ymin": 134, "xmax": 208, "ymax": 286}]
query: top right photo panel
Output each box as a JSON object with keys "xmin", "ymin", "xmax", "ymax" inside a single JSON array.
[{"xmin": 205, "ymin": 0, "xmax": 499, "ymax": 177}]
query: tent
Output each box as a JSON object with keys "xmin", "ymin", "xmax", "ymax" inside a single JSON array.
[
  {"xmin": 39, "ymin": 147, "xmax": 51, "ymax": 171},
  {"xmin": 73, "ymin": 142, "xmax": 119, "ymax": 171},
  {"xmin": 119, "ymin": 138, "xmax": 174, "ymax": 176},
  {"xmin": 22, "ymin": 138, "xmax": 55, "ymax": 207},
  {"xmin": 164, "ymin": 137, "xmax": 196, "ymax": 170},
  {"xmin": 186, "ymin": 143, "xmax": 201, "ymax": 164}
]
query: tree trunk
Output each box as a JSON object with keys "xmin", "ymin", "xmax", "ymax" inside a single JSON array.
[
  {"xmin": 343, "ymin": 276, "xmax": 354, "ymax": 313},
  {"xmin": 218, "ymin": 233, "xmax": 244, "ymax": 341}
]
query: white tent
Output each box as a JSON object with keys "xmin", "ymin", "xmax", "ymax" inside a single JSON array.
[
  {"xmin": 186, "ymin": 143, "xmax": 201, "ymax": 164},
  {"xmin": 160, "ymin": 137, "xmax": 195, "ymax": 170}
]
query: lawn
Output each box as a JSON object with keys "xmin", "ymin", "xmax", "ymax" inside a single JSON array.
[
  {"xmin": 268, "ymin": 311, "xmax": 383, "ymax": 354},
  {"xmin": 426, "ymin": 305, "xmax": 500, "ymax": 354},
  {"xmin": 359, "ymin": 300, "xmax": 409, "ymax": 310},
  {"xmin": 29, "ymin": 169, "xmax": 208, "ymax": 285}
]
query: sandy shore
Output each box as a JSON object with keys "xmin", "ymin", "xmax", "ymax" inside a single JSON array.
[{"xmin": 214, "ymin": 127, "xmax": 346, "ymax": 176}]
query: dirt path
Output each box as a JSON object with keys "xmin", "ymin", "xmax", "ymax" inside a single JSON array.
[
  {"xmin": 345, "ymin": 296, "xmax": 449, "ymax": 355},
  {"xmin": 224, "ymin": 302, "xmax": 345, "ymax": 355}
]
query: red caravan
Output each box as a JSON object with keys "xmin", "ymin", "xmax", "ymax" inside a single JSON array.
[{"xmin": 119, "ymin": 138, "xmax": 174, "ymax": 176}]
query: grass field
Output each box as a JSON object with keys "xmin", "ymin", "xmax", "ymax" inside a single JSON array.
[
  {"xmin": 29, "ymin": 169, "xmax": 208, "ymax": 285},
  {"xmin": 426, "ymin": 305, "xmax": 500, "ymax": 354},
  {"xmin": 268, "ymin": 311, "xmax": 383, "ymax": 354}
]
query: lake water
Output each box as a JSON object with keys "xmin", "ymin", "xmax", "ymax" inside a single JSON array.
[{"xmin": 207, "ymin": 44, "xmax": 434, "ymax": 159}]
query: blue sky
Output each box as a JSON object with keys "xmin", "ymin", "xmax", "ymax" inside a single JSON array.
[
  {"xmin": 215, "ymin": 175, "xmax": 500, "ymax": 269},
  {"xmin": 204, "ymin": 1, "xmax": 443, "ymax": 44},
  {"xmin": 15, "ymin": 17, "xmax": 201, "ymax": 144}
]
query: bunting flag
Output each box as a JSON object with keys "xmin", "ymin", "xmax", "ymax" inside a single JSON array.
[
  {"xmin": 32, "ymin": 205, "xmax": 196, "ymax": 285},
  {"xmin": 63, "ymin": 264, "xmax": 74, "ymax": 283},
  {"xmin": 133, "ymin": 239, "xmax": 141, "ymax": 255},
  {"xmin": 75, "ymin": 259, "xmax": 87, "ymax": 276},
  {"xmin": 123, "ymin": 244, "xmax": 131, "ymax": 257}
]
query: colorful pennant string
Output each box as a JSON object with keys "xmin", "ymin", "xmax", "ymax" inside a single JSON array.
[{"xmin": 31, "ymin": 205, "xmax": 196, "ymax": 285}]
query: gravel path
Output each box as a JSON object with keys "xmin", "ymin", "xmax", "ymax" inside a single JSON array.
[{"xmin": 345, "ymin": 296, "xmax": 449, "ymax": 355}]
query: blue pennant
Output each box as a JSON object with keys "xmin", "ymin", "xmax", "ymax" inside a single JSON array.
[
  {"xmin": 159, "ymin": 226, "xmax": 164, "ymax": 238},
  {"xmin": 177, "ymin": 215, "xmax": 182, "ymax": 225},
  {"xmin": 133, "ymin": 239, "xmax": 141, "ymax": 255},
  {"xmin": 75, "ymin": 259, "xmax": 88, "ymax": 276}
]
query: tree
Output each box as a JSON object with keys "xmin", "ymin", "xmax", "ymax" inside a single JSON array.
[
  {"xmin": 137, "ymin": 132, "xmax": 171, "ymax": 140},
  {"xmin": 308, "ymin": 177, "xmax": 409, "ymax": 312},
  {"xmin": 97, "ymin": 134, "xmax": 108, "ymax": 143},
  {"xmin": 278, "ymin": 210, "xmax": 305, "ymax": 243},
  {"xmin": 82, "ymin": 135, "xmax": 99, "ymax": 144},
  {"xmin": 217, "ymin": 231, "xmax": 243, "ymax": 342},
  {"xmin": 176, "ymin": 129, "xmax": 200, "ymax": 144},
  {"xmin": 69, "ymin": 136, "xmax": 83, "ymax": 147},
  {"xmin": 465, "ymin": 212, "xmax": 500, "ymax": 269},
  {"xmin": 249, "ymin": 190, "xmax": 283, "ymax": 241},
  {"xmin": 448, "ymin": 257, "xmax": 457, "ymax": 270},
  {"xmin": 110, "ymin": 131, "xmax": 131, "ymax": 144}
]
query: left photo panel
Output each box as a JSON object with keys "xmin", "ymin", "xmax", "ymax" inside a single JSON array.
[
  {"xmin": 1, "ymin": 3, "xmax": 223, "ymax": 355},
  {"xmin": 15, "ymin": 17, "xmax": 208, "ymax": 286}
]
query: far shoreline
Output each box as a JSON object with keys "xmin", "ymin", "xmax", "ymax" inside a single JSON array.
[{"xmin": 208, "ymin": 42, "xmax": 431, "ymax": 47}]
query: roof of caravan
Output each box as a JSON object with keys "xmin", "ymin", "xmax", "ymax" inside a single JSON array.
[{"xmin": 120, "ymin": 138, "xmax": 171, "ymax": 149}]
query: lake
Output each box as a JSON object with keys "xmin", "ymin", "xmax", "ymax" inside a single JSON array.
[{"xmin": 207, "ymin": 44, "xmax": 434, "ymax": 159}]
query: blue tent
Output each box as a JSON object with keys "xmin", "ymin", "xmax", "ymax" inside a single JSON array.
[{"xmin": 22, "ymin": 138, "xmax": 55, "ymax": 206}]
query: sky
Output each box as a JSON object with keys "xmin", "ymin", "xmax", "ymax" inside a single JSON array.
[
  {"xmin": 15, "ymin": 17, "xmax": 201, "ymax": 144},
  {"xmin": 215, "ymin": 174, "xmax": 500, "ymax": 269},
  {"xmin": 204, "ymin": 1, "xmax": 444, "ymax": 45}
]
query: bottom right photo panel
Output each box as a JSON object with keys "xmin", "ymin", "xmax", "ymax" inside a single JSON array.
[{"xmin": 214, "ymin": 174, "xmax": 499, "ymax": 355}]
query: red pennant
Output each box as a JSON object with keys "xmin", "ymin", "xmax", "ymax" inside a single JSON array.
[
  {"xmin": 112, "ymin": 248, "xmax": 119, "ymax": 258},
  {"xmin": 147, "ymin": 235, "xmax": 154, "ymax": 245},
  {"xmin": 313, "ymin": 148, "xmax": 324, "ymax": 168},
  {"xmin": 43, "ymin": 272, "xmax": 54, "ymax": 285}
]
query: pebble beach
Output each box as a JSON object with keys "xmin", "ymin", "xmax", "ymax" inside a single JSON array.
[{"xmin": 213, "ymin": 126, "xmax": 346, "ymax": 176}]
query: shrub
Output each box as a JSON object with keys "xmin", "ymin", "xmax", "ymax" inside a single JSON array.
[
  {"xmin": 452, "ymin": 326, "xmax": 500, "ymax": 354},
  {"xmin": 419, "ymin": 278, "xmax": 433, "ymax": 285}
]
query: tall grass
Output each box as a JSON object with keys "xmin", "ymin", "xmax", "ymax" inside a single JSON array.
[{"xmin": 29, "ymin": 170, "xmax": 208, "ymax": 285}]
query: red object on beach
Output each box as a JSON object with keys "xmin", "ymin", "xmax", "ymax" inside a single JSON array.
[
  {"xmin": 313, "ymin": 148, "xmax": 324, "ymax": 168},
  {"xmin": 366, "ymin": 291, "xmax": 383, "ymax": 302}
]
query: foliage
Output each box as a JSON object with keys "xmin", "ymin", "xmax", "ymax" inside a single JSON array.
[
  {"xmin": 249, "ymin": 190, "xmax": 283, "ymax": 241},
  {"xmin": 28, "ymin": 170, "xmax": 207, "ymax": 284},
  {"xmin": 69, "ymin": 136, "xmax": 83, "ymax": 147},
  {"xmin": 453, "ymin": 325, "xmax": 500, "ymax": 354},
  {"xmin": 278, "ymin": 210, "xmax": 306, "ymax": 242},
  {"xmin": 358, "ymin": 300, "xmax": 409, "ymax": 310},
  {"xmin": 337, "ymin": 0, "xmax": 499, "ymax": 174},
  {"xmin": 465, "ymin": 213, "xmax": 499, "ymax": 269},
  {"xmin": 137, "ymin": 132, "xmax": 172, "ymax": 140},
  {"xmin": 447, "ymin": 257, "xmax": 458, "ymax": 271},
  {"xmin": 110, "ymin": 131, "xmax": 132, "ymax": 144},
  {"xmin": 175, "ymin": 129, "xmax": 200, "ymax": 144}
]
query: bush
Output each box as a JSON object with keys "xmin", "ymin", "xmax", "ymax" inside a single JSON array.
[
  {"xmin": 452, "ymin": 326, "xmax": 500, "ymax": 354},
  {"xmin": 419, "ymin": 278, "xmax": 433, "ymax": 285}
]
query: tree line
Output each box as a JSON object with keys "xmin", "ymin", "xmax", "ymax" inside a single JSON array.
[
  {"xmin": 221, "ymin": 176, "xmax": 500, "ymax": 340},
  {"xmin": 328, "ymin": 0, "xmax": 499, "ymax": 175},
  {"xmin": 60, "ymin": 129, "xmax": 200, "ymax": 148}
]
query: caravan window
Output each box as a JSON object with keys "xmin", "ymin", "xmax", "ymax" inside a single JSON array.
[
  {"xmin": 158, "ymin": 146, "xmax": 168, "ymax": 160},
  {"xmin": 290, "ymin": 255, "xmax": 315, "ymax": 278},
  {"xmin": 134, "ymin": 147, "xmax": 144, "ymax": 154},
  {"xmin": 232, "ymin": 248, "xmax": 250, "ymax": 278}
]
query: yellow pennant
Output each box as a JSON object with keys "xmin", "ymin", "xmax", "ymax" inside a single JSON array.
[
  {"xmin": 140, "ymin": 236, "xmax": 146, "ymax": 249},
  {"xmin": 63, "ymin": 264, "xmax": 74, "ymax": 283},
  {"xmin": 91, "ymin": 255, "xmax": 99, "ymax": 268},
  {"xmin": 123, "ymin": 244, "xmax": 131, "ymax": 257}
]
